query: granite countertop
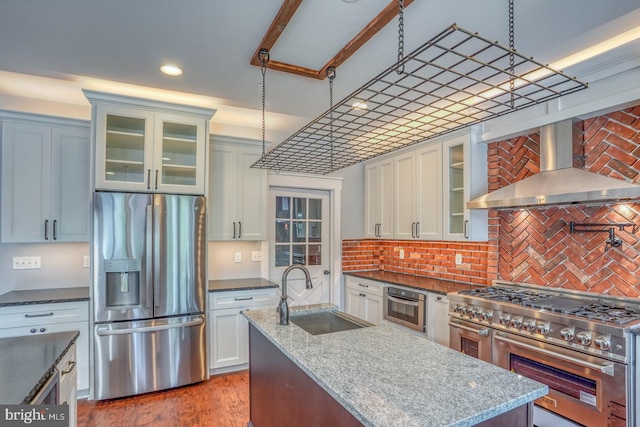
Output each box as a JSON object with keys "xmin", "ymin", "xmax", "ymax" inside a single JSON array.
[
  {"xmin": 244, "ymin": 305, "xmax": 547, "ymax": 427},
  {"xmin": 208, "ymin": 278, "xmax": 279, "ymax": 292},
  {"xmin": 0, "ymin": 287, "xmax": 90, "ymax": 307},
  {"xmin": 0, "ymin": 331, "xmax": 79, "ymax": 404},
  {"xmin": 344, "ymin": 270, "xmax": 485, "ymax": 295}
]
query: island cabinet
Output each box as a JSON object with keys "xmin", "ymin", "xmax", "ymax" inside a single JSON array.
[
  {"xmin": 84, "ymin": 90, "xmax": 215, "ymax": 195},
  {"xmin": 427, "ymin": 292, "xmax": 450, "ymax": 347},
  {"xmin": 344, "ymin": 276, "xmax": 383, "ymax": 325},
  {"xmin": 363, "ymin": 158, "xmax": 394, "ymax": 239},
  {"xmin": 1, "ymin": 115, "xmax": 90, "ymax": 243},
  {"xmin": 208, "ymin": 288, "xmax": 277, "ymax": 373},
  {"xmin": 0, "ymin": 302, "xmax": 89, "ymax": 394},
  {"xmin": 58, "ymin": 342, "xmax": 78, "ymax": 427},
  {"xmin": 208, "ymin": 138, "xmax": 267, "ymax": 241}
]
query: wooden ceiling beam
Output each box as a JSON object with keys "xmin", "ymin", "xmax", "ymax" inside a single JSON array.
[{"xmin": 250, "ymin": 0, "xmax": 414, "ymax": 80}]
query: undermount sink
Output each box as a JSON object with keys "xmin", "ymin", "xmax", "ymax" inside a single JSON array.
[{"xmin": 290, "ymin": 310, "xmax": 373, "ymax": 335}]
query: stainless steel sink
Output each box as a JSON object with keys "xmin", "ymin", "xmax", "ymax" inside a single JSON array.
[{"xmin": 290, "ymin": 310, "xmax": 373, "ymax": 335}]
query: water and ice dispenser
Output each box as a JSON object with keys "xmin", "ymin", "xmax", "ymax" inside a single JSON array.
[{"xmin": 105, "ymin": 259, "xmax": 142, "ymax": 307}]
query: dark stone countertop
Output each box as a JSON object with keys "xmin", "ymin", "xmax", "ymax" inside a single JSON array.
[
  {"xmin": 0, "ymin": 287, "xmax": 90, "ymax": 307},
  {"xmin": 0, "ymin": 331, "xmax": 79, "ymax": 404},
  {"xmin": 344, "ymin": 270, "xmax": 485, "ymax": 295},
  {"xmin": 208, "ymin": 278, "xmax": 279, "ymax": 292}
]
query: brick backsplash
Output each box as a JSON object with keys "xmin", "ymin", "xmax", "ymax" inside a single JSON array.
[{"xmin": 343, "ymin": 104, "xmax": 640, "ymax": 296}]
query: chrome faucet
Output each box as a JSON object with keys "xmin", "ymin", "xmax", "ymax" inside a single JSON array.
[{"xmin": 278, "ymin": 264, "xmax": 313, "ymax": 325}]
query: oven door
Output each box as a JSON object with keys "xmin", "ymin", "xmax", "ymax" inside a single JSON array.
[
  {"xmin": 383, "ymin": 289, "xmax": 425, "ymax": 332},
  {"xmin": 493, "ymin": 331, "xmax": 627, "ymax": 427},
  {"xmin": 448, "ymin": 318, "xmax": 492, "ymax": 363}
]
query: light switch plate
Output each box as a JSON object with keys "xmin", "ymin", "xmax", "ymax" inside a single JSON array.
[
  {"xmin": 83, "ymin": 255, "xmax": 90, "ymax": 268},
  {"xmin": 399, "ymin": 249, "xmax": 405, "ymax": 259},
  {"xmin": 455, "ymin": 253, "xmax": 463, "ymax": 266},
  {"xmin": 234, "ymin": 252, "xmax": 242, "ymax": 263}
]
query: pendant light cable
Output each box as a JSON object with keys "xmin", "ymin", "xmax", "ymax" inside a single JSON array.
[
  {"xmin": 396, "ymin": 0, "xmax": 405, "ymax": 74},
  {"xmin": 327, "ymin": 66, "xmax": 336, "ymax": 172},
  {"xmin": 508, "ymin": 0, "xmax": 515, "ymax": 108},
  {"xmin": 259, "ymin": 48, "xmax": 269, "ymax": 161}
]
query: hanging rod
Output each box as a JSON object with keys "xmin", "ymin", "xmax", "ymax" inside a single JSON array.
[{"xmin": 251, "ymin": 23, "xmax": 588, "ymax": 175}]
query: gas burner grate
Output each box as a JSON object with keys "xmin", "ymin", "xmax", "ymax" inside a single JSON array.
[
  {"xmin": 570, "ymin": 303, "xmax": 640, "ymax": 325},
  {"xmin": 458, "ymin": 286, "xmax": 552, "ymax": 304}
]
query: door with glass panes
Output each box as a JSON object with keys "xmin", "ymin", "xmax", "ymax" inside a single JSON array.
[{"xmin": 269, "ymin": 188, "xmax": 330, "ymax": 306}]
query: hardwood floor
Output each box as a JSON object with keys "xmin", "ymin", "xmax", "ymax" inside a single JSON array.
[{"xmin": 77, "ymin": 371, "xmax": 249, "ymax": 427}]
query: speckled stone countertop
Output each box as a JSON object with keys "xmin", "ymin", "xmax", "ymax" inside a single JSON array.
[
  {"xmin": 244, "ymin": 305, "xmax": 547, "ymax": 427},
  {"xmin": 0, "ymin": 287, "xmax": 89, "ymax": 307},
  {"xmin": 344, "ymin": 270, "xmax": 484, "ymax": 295},
  {"xmin": 0, "ymin": 331, "xmax": 79, "ymax": 404},
  {"xmin": 208, "ymin": 278, "xmax": 278, "ymax": 292}
]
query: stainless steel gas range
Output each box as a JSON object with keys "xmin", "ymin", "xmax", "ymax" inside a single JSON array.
[{"xmin": 448, "ymin": 281, "xmax": 640, "ymax": 427}]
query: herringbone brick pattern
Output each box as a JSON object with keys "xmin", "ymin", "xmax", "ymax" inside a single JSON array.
[{"xmin": 492, "ymin": 105, "xmax": 640, "ymax": 296}]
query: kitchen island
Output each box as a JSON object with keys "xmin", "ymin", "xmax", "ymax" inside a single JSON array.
[{"xmin": 244, "ymin": 305, "xmax": 547, "ymax": 427}]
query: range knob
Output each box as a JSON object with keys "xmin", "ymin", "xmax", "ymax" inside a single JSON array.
[
  {"xmin": 576, "ymin": 331, "xmax": 592, "ymax": 346},
  {"xmin": 499, "ymin": 313, "xmax": 511, "ymax": 326},
  {"xmin": 510, "ymin": 316, "xmax": 523, "ymax": 329},
  {"xmin": 472, "ymin": 307, "xmax": 483, "ymax": 319},
  {"xmin": 536, "ymin": 322, "xmax": 550, "ymax": 335},
  {"xmin": 523, "ymin": 319, "xmax": 536, "ymax": 332},
  {"xmin": 560, "ymin": 327, "xmax": 575, "ymax": 342},
  {"xmin": 482, "ymin": 310, "xmax": 494, "ymax": 321},
  {"xmin": 454, "ymin": 304, "xmax": 466, "ymax": 315},
  {"xmin": 463, "ymin": 306, "xmax": 473, "ymax": 316},
  {"xmin": 594, "ymin": 335, "xmax": 611, "ymax": 351}
]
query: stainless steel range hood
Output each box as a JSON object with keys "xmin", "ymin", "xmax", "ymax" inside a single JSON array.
[{"xmin": 468, "ymin": 119, "xmax": 640, "ymax": 209}]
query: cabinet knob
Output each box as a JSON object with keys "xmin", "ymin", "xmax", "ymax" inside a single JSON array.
[
  {"xmin": 30, "ymin": 328, "xmax": 37, "ymax": 334},
  {"xmin": 39, "ymin": 327, "xmax": 46, "ymax": 333}
]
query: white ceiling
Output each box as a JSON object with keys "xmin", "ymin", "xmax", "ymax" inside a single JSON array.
[{"xmin": 0, "ymin": 1, "xmax": 639, "ymax": 145}]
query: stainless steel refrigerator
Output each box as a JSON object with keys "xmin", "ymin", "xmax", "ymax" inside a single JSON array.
[{"xmin": 92, "ymin": 191, "xmax": 207, "ymax": 400}]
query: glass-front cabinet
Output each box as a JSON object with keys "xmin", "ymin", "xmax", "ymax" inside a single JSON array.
[{"xmin": 86, "ymin": 90, "xmax": 215, "ymax": 195}]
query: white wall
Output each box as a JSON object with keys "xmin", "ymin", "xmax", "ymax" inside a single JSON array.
[
  {"xmin": 0, "ymin": 242, "xmax": 90, "ymax": 294},
  {"xmin": 329, "ymin": 162, "xmax": 364, "ymax": 240},
  {"xmin": 207, "ymin": 241, "xmax": 264, "ymax": 280}
]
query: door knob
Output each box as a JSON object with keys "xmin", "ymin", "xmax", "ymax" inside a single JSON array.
[{"xmin": 323, "ymin": 270, "xmax": 330, "ymax": 275}]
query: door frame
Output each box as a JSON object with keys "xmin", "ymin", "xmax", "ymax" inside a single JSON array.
[{"xmin": 267, "ymin": 173, "xmax": 342, "ymax": 305}]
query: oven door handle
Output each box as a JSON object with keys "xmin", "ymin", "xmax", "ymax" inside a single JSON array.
[
  {"xmin": 386, "ymin": 295, "xmax": 419, "ymax": 306},
  {"xmin": 448, "ymin": 321, "xmax": 490, "ymax": 337},
  {"xmin": 494, "ymin": 333, "xmax": 615, "ymax": 376}
]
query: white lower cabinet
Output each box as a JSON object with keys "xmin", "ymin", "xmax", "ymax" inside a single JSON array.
[
  {"xmin": 427, "ymin": 293, "xmax": 450, "ymax": 347},
  {"xmin": 344, "ymin": 277, "xmax": 383, "ymax": 325},
  {"xmin": 0, "ymin": 302, "xmax": 89, "ymax": 394},
  {"xmin": 58, "ymin": 342, "xmax": 77, "ymax": 427},
  {"xmin": 208, "ymin": 288, "xmax": 278, "ymax": 373}
]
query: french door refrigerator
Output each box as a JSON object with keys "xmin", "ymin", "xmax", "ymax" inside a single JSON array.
[{"xmin": 92, "ymin": 191, "xmax": 207, "ymax": 400}]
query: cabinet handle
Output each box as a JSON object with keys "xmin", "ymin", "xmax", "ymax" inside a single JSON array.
[
  {"xmin": 359, "ymin": 293, "xmax": 366, "ymax": 297},
  {"xmin": 358, "ymin": 283, "xmax": 369, "ymax": 288},
  {"xmin": 44, "ymin": 220, "xmax": 49, "ymax": 240},
  {"xmin": 238, "ymin": 221, "xmax": 242, "ymax": 239},
  {"xmin": 377, "ymin": 223, "xmax": 381, "ymax": 238},
  {"xmin": 61, "ymin": 360, "xmax": 76, "ymax": 375},
  {"xmin": 464, "ymin": 220, "xmax": 469, "ymax": 239},
  {"xmin": 235, "ymin": 297, "xmax": 254, "ymax": 301},
  {"xmin": 25, "ymin": 312, "xmax": 54, "ymax": 318},
  {"xmin": 155, "ymin": 169, "xmax": 159, "ymax": 190},
  {"xmin": 411, "ymin": 222, "xmax": 416, "ymax": 238},
  {"xmin": 232, "ymin": 222, "xmax": 236, "ymax": 239},
  {"xmin": 53, "ymin": 220, "xmax": 57, "ymax": 240},
  {"xmin": 147, "ymin": 169, "xmax": 151, "ymax": 190},
  {"xmin": 416, "ymin": 222, "xmax": 420, "ymax": 239}
]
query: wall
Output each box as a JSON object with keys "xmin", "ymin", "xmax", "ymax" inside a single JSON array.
[
  {"xmin": 208, "ymin": 241, "xmax": 265, "ymax": 280},
  {"xmin": 490, "ymin": 104, "xmax": 640, "ymax": 297}
]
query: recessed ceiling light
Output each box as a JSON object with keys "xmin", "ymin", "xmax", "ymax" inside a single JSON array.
[{"xmin": 160, "ymin": 64, "xmax": 183, "ymax": 77}]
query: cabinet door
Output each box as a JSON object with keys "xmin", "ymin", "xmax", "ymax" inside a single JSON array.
[
  {"xmin": 209, "ymin": 144, "xmax": 238, "ymax": 240},
  {"xmin": 1, "ymin": 122, "xmax": 51, "ymax": 242},
  {"xmin": 345, "ymin": 286, "xmax": 366, "ymax": 320},
  {"xmin": 237, "ymin": 147, "xmax": 266, "ymax": 240},
  {"xmin": 154, "ymin": 113, "xmax": 207, "ymax": 195},
  {"xmin": 427, "ymin": 293, "xmax": 450, "ymax": 347},
  {"xmin": 51, "ymin": 127, "xmax": 90, "ymax": 242},
  {"xmin": 363, "ymin": 159, "xmax": 394, "ymax": 239},
  {"xmin": 393, "ymin": 152, "xmax": 416, "ymax": 239},
  {"xmin": 210, "ymin": 307, "xmax": 247, "ymax": 370},
  {"xmin": 94, "ymin": 105, "xmax": 154, "ymax": 192},
  {"xmin": 415, "ymin": 143, "xmax": 442, "ymax": 240},
  {"xmin": 364, "ymin": 293, "xmax": 383, "ymax": 326}
]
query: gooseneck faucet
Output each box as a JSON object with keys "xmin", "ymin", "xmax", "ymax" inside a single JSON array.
[{"xmin": 278, "ymin": 264, "xmax": 313, "ymax": 325}]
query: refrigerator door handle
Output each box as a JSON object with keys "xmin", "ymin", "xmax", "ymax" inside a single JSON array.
[
  {"xmin": 152, "ymin": 200, "xmax": 161, "ymax": 309},
  {"xmin": 95, "ymin": 317, "xmax": 204, "ymax": 336},
  {"xmin": 146, "ymin": 203, "xmax": 156, "ymax": 310}
]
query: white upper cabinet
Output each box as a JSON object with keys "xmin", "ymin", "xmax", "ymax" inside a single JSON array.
[
  {"xmin": 85, "ymin": 90, "xmax": 215, "ymax": 195},
  {"xmin": 1, "ymin": 116, "xmax": 90, "ymax": 243},
  {"xmin": 364, "ymin": 158, "xmax": 394, "ymax": 239},
  {"xmin": 208, "ymin": 138, "xmax": 267, "ymax": 241}
]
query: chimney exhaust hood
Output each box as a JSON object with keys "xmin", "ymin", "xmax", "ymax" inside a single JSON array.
[{"xmin": 467, "ymin": 119, "xmax": 640, "ymax": 209}]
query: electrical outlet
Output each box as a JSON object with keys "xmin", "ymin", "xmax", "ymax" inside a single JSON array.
[
  {"xmin": 455, "ymin": 253, "xmax": 463, "ymax": 266},
  {"xmin": 234, "ymin": 252, "xmax": 242, "ymax": 263},
  {"xmin": 251, "ymin": 251, "xmax": 262, "ymax": 262},
  {"xmin": 399, "ymin": 249, "xmax": 405, "ymax": 259},
  {"xmin": 83, "ymin": 255, "xmax": 90, "ymax": 268},
  {"xmin": 12, "ymin": 256, "xmax": 41, "ymax": 270}
]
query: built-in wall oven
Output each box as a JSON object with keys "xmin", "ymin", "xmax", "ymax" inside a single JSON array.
[{"xmin": 383, "ymin": 287, "xmax": 425, "ymax": 332}]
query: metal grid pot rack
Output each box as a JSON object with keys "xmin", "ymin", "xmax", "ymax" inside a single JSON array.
[{"xmin": 251, "ymin": 23, "xmax": 588, "ymax": 175}]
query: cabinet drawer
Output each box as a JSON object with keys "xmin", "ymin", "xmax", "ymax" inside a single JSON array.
[
  {"xmin": 0, "ymin": 302, "xmax": 88, "ymax": 328},
  {"xmin": 345, "ymin": 277, "xmax": 384, "ymax": 297},
  {"xmin": 209, "ymin": 289, "xmax": 278, "ymax": 310}
]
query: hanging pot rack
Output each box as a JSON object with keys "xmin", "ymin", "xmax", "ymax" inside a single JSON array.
[{"xmin": 251, "ymin": 23, "xmax": 588, "ymax": 175}]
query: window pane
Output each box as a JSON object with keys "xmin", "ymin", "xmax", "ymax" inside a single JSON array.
[
  {"xmin": 275, "ymin": 245, "xmax": 290, "ymax": 267},
  {"xmin": 276, "ymin": 196, "xmax": 290, "ymax": 219},
  {"xmin": 293, "ymin": 198, "xmax": 306, "ymax": 219},
  {"xmin": 309, "ymin": 199, "xmax": 322, "ymax": 220},
  {"xmin": 275, "ymin": 220, "xmax": 291, "ymax": 243},
  {"xmin": 308, "ymin": 245, "xmax": 321, "ymax": 266},
  {"xmin": 308, "ymin": 221, "xmax": 321, "ymax": 242},
  {"xmin": 292, "ymin": 221, "xmax": 306, "ymax": 242},
  {"xmin": 292, "ymin": 245, "xmax": 306, "ymax": 265}
]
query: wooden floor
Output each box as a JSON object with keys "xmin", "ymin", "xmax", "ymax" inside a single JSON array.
[{"xmin": 77, "ymin": 371, "xmax": 249, "ymax": 427}]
